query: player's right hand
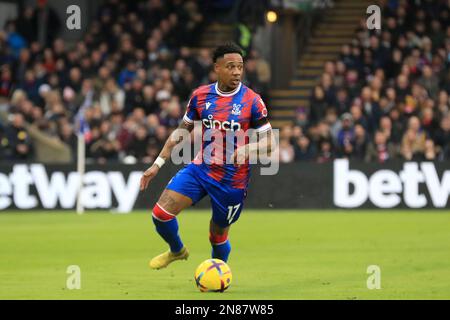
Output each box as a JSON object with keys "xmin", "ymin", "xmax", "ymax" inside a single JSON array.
[{"xmin": 140, "ymin": 165, "xmax": 159, "ymax": 191}]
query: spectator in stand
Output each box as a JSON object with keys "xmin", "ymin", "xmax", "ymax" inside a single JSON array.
[
  {"xmin": 335, "ymin": 87, "xmax": 350, "ymax": 115},
  {"xmin": 350, "ymin": 103, "xmax": 369, "ymax": 132},
  {"xmin": 124, "ymin": 78, "xmax": 145, "ymax": 115},
  {"xmin": 401, "ymin": 116, "xmax": 427, "ymax": 160},
  {"xmin": 424, "ymin": 139, "xmax": 437, "ymax": 160},
  {"xmin": 421, "ymin": 107, "xmax": 439, "ymax": 138},
  {"xmin": 352, "ymin": 124, "xmax": 368, "ymax": 160},
  {"xmin": 320, "ymin": 73, "xmax": 337, "ymax": 106},
  {"xmin": 345, "ymin": 68, "xmax": 362, "ymax": 101},
  {"xmin": 5, "ymin": 113, "xmax": 33, "ymax": 160},
  {"xmin": 437, "ymin": 90, "xmax": 449, "ymax": 118},
  {"xmin": 89, "ymin": 119, "xmax": 121, "ymax": 164},
  {"xmin": 365, "ymin": 130, "xmax": 397, "ymax": 163},
  {"xmin": 316, "ymin": 138, "xmax": 334, "ymax": 163},
  {"xmin": 243, "ymin": 57, "xmax": 264, "ymax": 97},
  {"xmin": 295, "ymin": 107, "xmax": 309, "ymax": 132},
  {"xmin": 59, "ymin": 122, "xmax": 77, "ymax": 161},
  {"xmin": 0, "ymin": 122, "xmax": 7, "ymax": 159},
  {"xmin": 4, "ymin": 21, "xmax": 27, "ymax": 60},
  {"xmin": 360, "ymin": 86, "xmax": 381, "ymax": 134},
  {"xmin": 16, "ymin": 6, "xmax": 36, "ymax": 44},
  {"xmin": 323, "ymin": 108, "xmax": 340, "ymax": 145},
  {"xmin": 309, "ymin": 85, "xmax": 329, "ymax": 125},
  {"xmin": 434, "ymin": 114, "xmax": 450, "ymax": 160},
  {"xmin": 250, "ymin": 49, "xmax": 271, "ymax": 101},
  {"xmin": 294, "ymin": 134, "xmax": 316, "ymax": 161},
  {"xmin": 419, "ymin": 65, "xmax": 440, "ymax": 99},
  {"xmin": 34, "ymin": 0, "xmax": 62, "ymax": 47},
  {"xmin": 334, "ymin": 61, "xmax": 347, "ymax": 89},
  {"xmin": 126, "ymin": 125, "xmax": 151, "ymax": 162},
  {"xmin": 99, "ymin": 78, "xmax": 126, "ymax": 115},
  {"xmin": 278, "ymin": 138, "xmax": 295, "ymax": 163},
  {"xmin": 379, "ymin": 87, "xmax": 396, "ymax": 116},
  {"xmin": 337, "ymin": 113, "xmax": 355, "ymax": 157},
  {"xmin": 0, "ymin": 65, "xmax": 14, "ymax": 99}
]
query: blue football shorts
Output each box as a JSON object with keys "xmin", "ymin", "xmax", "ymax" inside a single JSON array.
[{"xmin": 166, "ymin": 163, "xmax": 246, "ymax": 228}]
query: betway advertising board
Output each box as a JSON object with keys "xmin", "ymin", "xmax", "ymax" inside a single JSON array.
[
  {"xmin": 0, "ymin": 164, "xmax": 145, "ymax": 212},
  {"xmin": 333, "ymin": 160, "xmax": 449, "ymax": 209},
  {"xmin": 0, "ymin": 160, "xmax": 448, "ymax": 211}
]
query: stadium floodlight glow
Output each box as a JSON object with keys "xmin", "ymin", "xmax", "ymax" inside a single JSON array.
[{"xmin": 266, "ymin": 11, "xmax": 277, "ymax": 23}]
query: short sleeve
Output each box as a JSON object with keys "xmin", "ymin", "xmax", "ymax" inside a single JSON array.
[
  {"xmin": 250, "ymin": 96, "xmax": 271, "ymax": 133},
  {"xmin": 183, "ymin": 94, "xmax": 199, "ymax": 124}
]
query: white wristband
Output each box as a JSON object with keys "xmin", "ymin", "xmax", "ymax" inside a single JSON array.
[{"xmin": 153, "ymin": 156, "xmax": 165, "ymax": 169}]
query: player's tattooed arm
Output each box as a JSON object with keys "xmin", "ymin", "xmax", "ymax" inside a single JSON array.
[
  {"xmin": 233, "ymin": 119, "xmax": 275, "ymax": 165},
  {"xmin": 157, "ymin": 120, "xmax": 194, "ymax": 162},
  {"xmin": 256, "ymin": 127, "xmax": 274, "ymax": 156},
  {"xmin": 140, "ymin": 120, "xmax": 194, "ymax": 191}
]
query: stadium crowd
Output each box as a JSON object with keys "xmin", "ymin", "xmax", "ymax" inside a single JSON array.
[
  {"xmin": 0, "ymin": 0, "xmax": 269, "ymax": 164},
  {"xmin": 0, "ymin": 0, "xmax": 449, "ymax": 165},
  {"xmin": 279, "ymin": 0, "xmax": 450, "ymax": 163}
]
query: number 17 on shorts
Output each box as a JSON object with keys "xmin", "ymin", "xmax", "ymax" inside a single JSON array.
[
  {"xmin": 227, "ymin": 204, "xmax": 241, "ymax": 224},
  {"xmin": 210, "ymin": 187, "xmax": 246, "ymax": 228}
]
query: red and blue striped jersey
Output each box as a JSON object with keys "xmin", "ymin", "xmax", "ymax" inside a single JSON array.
[{"xmin": 182, "ymin": 82, "xmax": 271, "ymax": 189}]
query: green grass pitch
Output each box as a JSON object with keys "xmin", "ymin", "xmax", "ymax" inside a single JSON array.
[{"xmin": 0, "ymin": 210, "xmax": 449, "ymax": 300}]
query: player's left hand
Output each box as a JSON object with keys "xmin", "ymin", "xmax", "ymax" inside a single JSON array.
[{"xmin": 140, "ymin": 165, "xmax": 159, "ymax": 191}]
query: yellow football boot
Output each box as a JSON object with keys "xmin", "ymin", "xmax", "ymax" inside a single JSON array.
[{"xmin": 149, "ymin": 247, "xmax": 189, "ymax": 269}]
